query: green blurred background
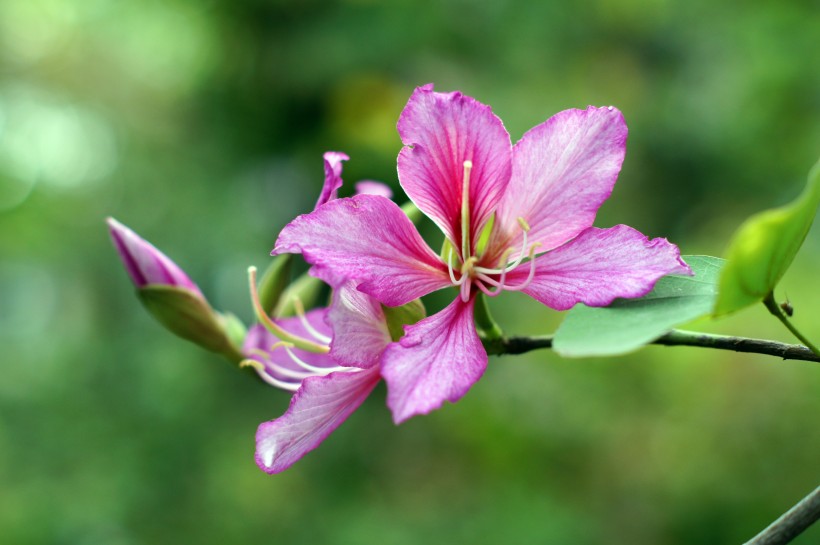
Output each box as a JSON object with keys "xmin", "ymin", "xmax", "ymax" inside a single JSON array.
[{"xmin": 1, "ymin": 0, "xmax": 819, "ymax": 543}]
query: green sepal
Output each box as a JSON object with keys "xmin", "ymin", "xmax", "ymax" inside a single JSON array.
[
  {"xmin": 273, "ymin": 273, "xmax": 325, "ymax": 317},
  {"xmin": 475, "ymin": 214, "xmax": 495, "ymax": 257},
  {"xmin": 137, "ymin": 285, "xmax": 243, "ymax": 362},
  {"xmin": 257, "ymin": 254, "xmax": 292, "ymax": 315},
  {"xmin": 220, "ymin": 311, "xmax": 247, "ymax": 351},
  {"xmin": 382, "ymin": 299, "xmax": 426, "ymax": 342},
  {"xmin": 715, "ymin": 159, "xmax": 820, "ymax": 315},
  {"xmin": 440, "ymin": 237, "xmax": 458, "ymax": 267}
]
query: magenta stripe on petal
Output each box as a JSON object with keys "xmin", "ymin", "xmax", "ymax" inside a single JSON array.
[
  {"xmin": 397, "ymin": 84, "xmax": 512, "ymax": 248},
  {"xmin": 509, "ymin": 225, "xmax": 692, "ymax": 311},
  {"xmin": 381, "ymin": 297, "xmax": 486, "ymax": 424},
  {"xmin": 274, "ymin": 194, "xmax": 450, "ymax": 307}
]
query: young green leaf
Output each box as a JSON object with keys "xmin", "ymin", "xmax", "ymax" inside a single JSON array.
[
  {"xmin": 553, "ymin": 256, "xmax": 724, "ymax": 357},
  {"xmin": 714, "ymin": 160, "xmax": 820, "ymax": 315}
]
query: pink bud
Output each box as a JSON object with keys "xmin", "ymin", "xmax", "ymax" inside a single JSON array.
[{"xmin": 106, "ymin": 217, "xmax": 202, "ymax": 296}]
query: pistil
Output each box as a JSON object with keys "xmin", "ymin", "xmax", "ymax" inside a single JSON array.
[{"xmin": 461, "ymin": 160, "xmax": 473, "ymax": 262}]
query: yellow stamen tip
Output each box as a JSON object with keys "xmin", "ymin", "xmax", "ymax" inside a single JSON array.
[
  {"xmin": 517, "ymin": 217, "xmax": 531, "ymax": 232},
  {"xmin": 240, "ymin": 359, "xmax": 264, "ymax": 372},
  {"xmin": 463, "ymin": 160, "xmax": 473, "ymax": 169},
  {"xmin": 270, "ymin": 341, "xmax": 294, "ymax": 351}
]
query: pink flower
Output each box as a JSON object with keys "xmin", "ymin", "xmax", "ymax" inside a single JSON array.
[{"xmin": 275, "ymin": 85, "xmax": 691, "ymax": 424}]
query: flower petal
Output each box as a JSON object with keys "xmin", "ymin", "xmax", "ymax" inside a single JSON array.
[
  {"xmin": 328, "ymin": 282, "xmax": 392, "ymax": 369},
  {"xmin": 274, "ymin": 194, "xmax": 450, "ymax": 306},
  {"xmin": 397, "ymin": 84, "xmax": 512, "ymax": 247},
  {"xmin": 106, "ymin": 217, "xmax": 201, "ymax": 295},
  {"xmin": 315, "ymin": 151, "xmax": 349, "ymax": 208},
  {"xmin": 508, "ymin": 225, "xmax": 692, "ymax": 311},
  {"xmin": 381, "ymin": 297, "xmax": 486, "ymax": 424},
  {"xmin": 255, "ymin": 367, "xmax": 381, "ymax": 474},
  {"xmin": 354, "ymin": 180, "xmax": 393, "ymax": 199},
  {"xmin": 490, "ymin": 107, "xmax": 628, "ymax": 260}
]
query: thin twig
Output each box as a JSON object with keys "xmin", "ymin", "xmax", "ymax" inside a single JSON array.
[
  {"xmin": 483, "ymin": 328, "xmax": 820, "ymax": 363},
  {"xmin": 763, "ymin": 293, "xmax": 820, "ymax": 356},
  {"xmin": 743, "ymin": 486, "xmax": 820, "ymax": 545}
]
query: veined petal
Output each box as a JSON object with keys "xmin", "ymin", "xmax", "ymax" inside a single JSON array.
[
  {"xmin": 243, "ymin": 309, "xmax": 336, "ymax": 379},
  {"xmin": 381, "ymin": 297, "xmax": 486, "ymax": 424},
  {"xmin": 255, "ymin": 367, "xmax": 381, "ymax": 474},
  {"xmin": 274, "ymin": 194, "xmax": 450, "ymax": 307},
  {"xmin": 508, "ymin": 225, "xmax": 692, "ymax": 311},
  {"xmin": 489, "ymin": 107, "xmax": 627, "ymax": 260},
  {"xmin": 328, "ymin": 283, "xmax": 392, "ymax": 369},
  {"xmin": 397, "ymin": 84, "xmax": 512, "ymax": 247},
  {"xmin": 315, "ymin": 151, "xmax": 349, "ymax": 209}
]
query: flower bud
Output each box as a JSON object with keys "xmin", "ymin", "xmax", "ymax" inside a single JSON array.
[
  {"xmin": 107, "ymin": 217, "xmax": 202, "ymax": 295},
  {"xmin": 107, "ymin": 217, "xmax": 244, "ymax": 363}
]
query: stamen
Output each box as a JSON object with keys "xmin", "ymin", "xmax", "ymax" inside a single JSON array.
[
  {"xmin": 248, "ymin": 266, "xmax": 330, "ymax": 354},
  {"xmin": 473, "ymin": 217, "xmax": 532, "ymax": 276},
  {"xmin": 293, "ymin": 297, "xmax": 332, "ymax": 344},
  {"xmin": 271, "ymin": 341, "xmax": 353, "ymax": 375},
  {"xmin": 473, "ymin": 249, "xmax": 514, "ymax": 296},
  {"xmin": 461, "ymin": 160, "xmax": 473, "ymax": 261},
  {"xmin": 240, "ymin": 359, "xmax": 300, "ymax": 391},
  {"xmin": 447, "ymin": 247, "xmax": 467, "ymax": 286},
  {"xmin": 474, "ymin": 242, "xmax": 541, "ymax": 293},
  {"xmin": 247, "ymin": 349, "xmax": 313, "ymax": 380},
  {"xmin": 474, "ymin": 247, "xmax": 514, "ymax": 276},
  {"xmin": 500, "ymin": 243, "xmax": 542, "ymax": 292}
]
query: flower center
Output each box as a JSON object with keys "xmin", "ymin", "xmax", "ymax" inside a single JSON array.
[
  {"xmin": 244, "ymin": 267, "xmax": 361, "ymax": 391},
  {"xmin": 446, "ymin": 161, "xmax": 542, "ymax": 302}
]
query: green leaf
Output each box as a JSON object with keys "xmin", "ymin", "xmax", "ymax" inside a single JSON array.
[
  {"xmin": 553, "ymin": 255, "xmax": 725, "ymax": 357},
  {"xmin": 714, "ymin": 160, "xmax": 820, "ymax": 315}
]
